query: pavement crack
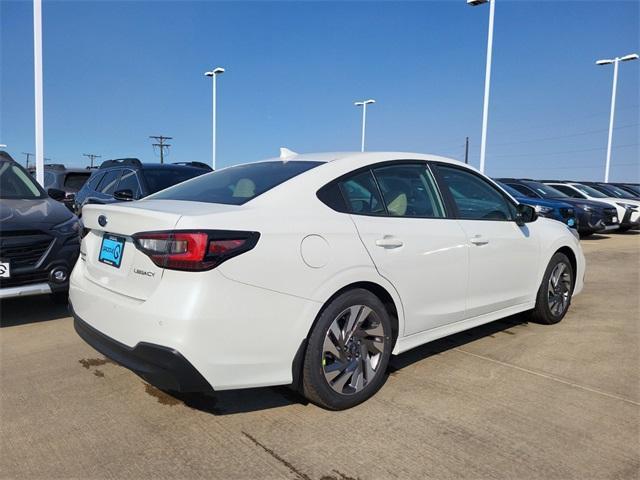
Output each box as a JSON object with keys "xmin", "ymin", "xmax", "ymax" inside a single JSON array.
[
  {"xmin": 241, "ymin": 431, "xmax": 312, "ymax": 480},
  {"xmin": 454, "ymin": 348, "xmax": 640, "ymax": 406}
]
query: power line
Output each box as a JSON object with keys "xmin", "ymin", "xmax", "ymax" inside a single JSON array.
[
  {"xmin": 149, "ymin": 135, "xmax": 172, "ymax": 164},
  {"xmin": 21, "ymin": 152, "xmax": 33, "ymax": 168},
  {"xmin": 487, "ymin": 142, "xmax": 639, "ymax": 158},
  {"xmin": 83, "ymin": 153, "xmax": 101, "ymax": 168},
  {"xmin": 491, "ymin": 123, "xmax": 639, "ymax": 147}
]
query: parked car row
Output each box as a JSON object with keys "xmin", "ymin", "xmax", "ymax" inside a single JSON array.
[
  {"xmin": 496, "ymin": 178, "xmax": 640, "ymax": 236},
  {"xmin": 1, "ymin": 151, "xmax": 211, "ymax": 302}
]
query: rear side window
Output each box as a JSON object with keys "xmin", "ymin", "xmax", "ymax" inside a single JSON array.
[
  {"xmin": 437, "ymin": 165, "xmax": 514, "ymax": 221},
  {"xmin": 63, "ymin": 173, "xmax": 91, "ymax": 191},
  {"xmin": 340, "ymin": 170, "xmax": 386, "ymax": 215},
  {"xmin": 97, "ymin": 169, "xmax": 121, "ymax": 195},
  {"xmin": 84, "ymin": 172, "xmax": 104, "ymax": 192},
  {"xmin": 149, "ymin": 161, "xmax": 323, "ymax": 205},
  {"xmin": 372, "ymin": 164, "xmax": 445, "ymax": 218}
]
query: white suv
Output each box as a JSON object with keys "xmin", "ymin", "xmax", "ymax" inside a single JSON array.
[{"xmin": 70, "ymin": 152, "xmax": 585, "ymax": 410}]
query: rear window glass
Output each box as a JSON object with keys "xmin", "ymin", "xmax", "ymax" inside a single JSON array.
[
  {"xmin": 63, "ymin": 172, "xmax": 91, "ymax": 191},
  {"xmin": 143, "ymin": 167, "xmax": 208, "ymax": 195},
  {"xmin": 149, "ymin": 161, "xmax": 323, "ymax": 205}
]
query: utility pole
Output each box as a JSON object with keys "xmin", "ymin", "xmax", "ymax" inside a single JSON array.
[
  {"xmin": 83, "ymin": 153, "xmax": 102, "ymax": 168},
  {"xmin": 149, "ymin": 135, "xmax": 172, "ymax": 164},
  {"xmin": 464, "ymin": 137, "xmax": 470, "ymax": 164},
  {"xmin": 22, "ymin": 152, "xmax": 34, "ymax": 168}
]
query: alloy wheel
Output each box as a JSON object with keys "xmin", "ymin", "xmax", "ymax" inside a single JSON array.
[
  {"xmin": 547, "ymin": 262, "xmax": 572, "ymax": 316},
  {"xmin": 322, "ymin": 305, "xmax": 386, "ymax": 395}
]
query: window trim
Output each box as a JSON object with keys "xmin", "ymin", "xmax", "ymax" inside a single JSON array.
[
  {"xmin": 431, "ymin": 162, "xmax": 518, "ymax": 223},
  {"xmin": 316, "ymin": 159, "xmax": 450, "ymax": 219}
]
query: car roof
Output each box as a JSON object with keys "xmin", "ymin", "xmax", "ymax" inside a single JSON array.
[{"xmin": 251, "ymin": 151, "xmax": 470, "ymax": 167}]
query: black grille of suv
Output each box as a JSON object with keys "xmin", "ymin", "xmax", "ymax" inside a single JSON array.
[
  {"xmin": 0, "ymin": 271, "xmax": 50, "ymax": 288},
  {"xmin": 602, "ymin": 208, "xmax": 617, "ymax": 225},
  {"xmin": 0, "ymin": 231, "xmax": 53, "ymax": 269}
]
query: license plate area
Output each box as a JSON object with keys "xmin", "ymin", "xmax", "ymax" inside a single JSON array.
[
  {"xmin": 0, "ymin": 261, "xmax": 9, "ymax": 278},
  {"xmin": 99, "ymin": 234, "xmax": 126, "ymax": 268}
]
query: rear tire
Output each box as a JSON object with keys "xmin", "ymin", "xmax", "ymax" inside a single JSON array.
[
  {"xmin": 529, "ymin": 253, "xmax": 574, "ymax": 325},
  {"xmin": 302, "ymin": 289, "xmax": 393, "ymax": 410}
]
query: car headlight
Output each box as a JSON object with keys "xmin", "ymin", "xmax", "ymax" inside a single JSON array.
[
  {"xmin": 534, "ymin": 205, "xmax": 554, "ymax": 214},
  {"xmin": 53, "ymin": 217, "xmax": 80, "ymax": 235},
  {"xmin": 616, "ymin": 202, "xmax": 638, "ymax": 211},
  {"xmin": 576, "ymin": 204, "xmax": 593, "ymax": 212}
]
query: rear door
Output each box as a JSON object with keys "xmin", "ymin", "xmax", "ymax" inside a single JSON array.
[
  {"xmin": 434, "ymin": 164, "xmax": 540, "ymax": 317},
  {"xmin": 343, "ymin": 162, "xmax": 469, "ymax": 335}
]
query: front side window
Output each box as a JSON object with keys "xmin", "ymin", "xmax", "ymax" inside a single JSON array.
[
  {"xmin": 97, "ymin": 169, "xmax": 121, "ymax": 195},
  {"xmin": 0, "ymin": 162, "xmax": 45, "ymax": 199},
  {"xmin": 116, "ymin": 169, "xmax": 141, "ymax": 197},
  {"xmin": 149, "ymin": 161, "xmax": 323, "ymax": 205},
  {"xmin": 508, "ymin": 183, "xmax": 539, "ymax": 198},
  {"xmin": 372, "ymin": 164, "xmax": 445, "ymax": 217},
  {"xmin": 437, "ymin": 165, "xmax": 513, "ymax": 221},
  {"xmin": 572, "ymin": 183, "xmax": 608, "ymax": 198},
  {"xmin": 339, "ymin": 170, "xmax": 385, "ymax": 215},
  {"xmin": 525, "ymin": 181, "xmax": 570, "ymax": 199},
  {"xmin": 43, "ymin": 171, "xmax": 56, "ymax": 189}
]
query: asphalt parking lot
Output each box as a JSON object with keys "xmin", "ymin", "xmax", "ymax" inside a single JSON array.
[{"xmin": 1, "ymin": 233, "xmax": 638, "ymax": 480}]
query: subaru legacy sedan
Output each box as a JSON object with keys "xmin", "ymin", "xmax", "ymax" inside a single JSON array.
[{"xmin": 70, "ymin": 152, "xmax": 584, "ymax": 410}]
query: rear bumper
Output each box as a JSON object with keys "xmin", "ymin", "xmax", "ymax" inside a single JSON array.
[{"xmin": 72, "ymin": 303, "xmax": 213, "ymax": 393}]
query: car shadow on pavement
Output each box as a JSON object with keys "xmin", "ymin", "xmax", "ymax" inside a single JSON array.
[
  {"xmin": 156, "ymin": 313, "xmax": 528, "ymax": 415},
  {"xmin": 580, "ymin": 234, "xmax": 611, "ymax": 241},
  {"xmin": 0, "ymin": 296, "xmax": 69, "ymax": 328}
]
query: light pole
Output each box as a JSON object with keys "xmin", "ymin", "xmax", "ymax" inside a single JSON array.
[
  {"xmin": 33, "ymin": 0, "xmax": 44, "ymax": 186},
  {"xmin": 467, "ymin": 0, "xmax": 495, "ymax": 174},
  {"xmin": 595, "ymin": 53, "xmax": 638, "ymax": 183},
  {"xmin": 204, "ymin": 67, "xmax": 225, "ymax": 170},
  {"xmin": 354, "ymin": 99, "xmax": 375, "ymax": 152}
]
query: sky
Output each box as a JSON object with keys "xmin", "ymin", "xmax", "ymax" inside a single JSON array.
[{"xmin": 1, "ymin": 0, "xmax": 639, "ymax": 181}]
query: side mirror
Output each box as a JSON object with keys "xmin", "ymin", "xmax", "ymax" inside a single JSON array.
[
  {"xmin": 515, "ymin": 203, "xmax": 538, "ymax": 226},
  {"xmin": 48, "ymin": 188, "xmax": 66, "ymax": 201},
  {"xmin": 65, "ymin": 193, "xmax": 76, "ymax": 202},
  {"xmin": 113, "ymin": 189, "xmax": 134, "ymax": 201}
]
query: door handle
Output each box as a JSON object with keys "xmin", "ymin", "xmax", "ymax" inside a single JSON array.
[
  {"xmin": 375, "ymin": 237, "xmax": 404, "ymax": 249},
  {"xmin": 470, "ymin": 235, "xmax": 489, "ymax": 246}
]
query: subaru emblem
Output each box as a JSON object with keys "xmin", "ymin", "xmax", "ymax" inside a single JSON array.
[{"xmin": 98, "ymin": 215, "xmax": 108, "ymax": 227}]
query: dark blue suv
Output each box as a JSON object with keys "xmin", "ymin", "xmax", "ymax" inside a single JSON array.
[
  {"xmin": 497, "ymin": 178, "xmax": 619, "ymax": 237},
  {"xmin": 74, "ymin": 159, "xmax": 211, "ymax": 216},
  {"xmin": 496, "ymin": 182, "xmax": 577, "ymax": 228}
]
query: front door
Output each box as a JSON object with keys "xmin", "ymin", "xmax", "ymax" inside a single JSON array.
[{"xmin": 435, "ymin": 165, "xmax": 540, "ymax": 318}]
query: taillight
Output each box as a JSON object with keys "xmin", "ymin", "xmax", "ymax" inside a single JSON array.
[{"xmin": 132, "ymin": 230, "xmax": 260, "ymax": 271}]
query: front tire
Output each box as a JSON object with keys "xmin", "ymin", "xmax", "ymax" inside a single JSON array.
[
  {"xmin": 302, "ymin": 289, "xmax": 393, "ymax": 410},
  {"xmin": 530, "ymin": 253, "xmax": 574, "ymax": 325}
]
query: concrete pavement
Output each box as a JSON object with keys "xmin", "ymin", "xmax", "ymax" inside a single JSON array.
[{"xmin": 1, "ymin": 233, "xmax": 638, "ymax": 479}]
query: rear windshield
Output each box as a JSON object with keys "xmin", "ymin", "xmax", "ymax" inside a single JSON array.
[
  {"xmin": 143, "ymin": 167, "xmax": 208, "ymax": 194},
  {"xmin": 149, "ymin": 161, "xmax": 323, "ymax": 205},
  {"xmin": 63, "ymin": 172, "xmax": 91, "ymax": 191}
]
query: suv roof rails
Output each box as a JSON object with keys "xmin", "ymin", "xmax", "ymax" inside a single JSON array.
[
  {"xmin": 172, "ymin": 161, "xmax": 212, "ymax": 171},
  {"xmin": 100, "ymin": 158, "xmax": 142, "ymax": 169}
]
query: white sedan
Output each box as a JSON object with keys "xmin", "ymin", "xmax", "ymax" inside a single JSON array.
[{"xmin": 70, "ymin": 152, "xmax": 585, "ymax": 410}]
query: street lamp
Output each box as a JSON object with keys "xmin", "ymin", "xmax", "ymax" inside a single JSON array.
[
  {"xmin": 204, "ymin": 67, "xmax": 225, "ymax": 170},
  {"xmin": 467, "ymin": 0, "xmax": 495, "ymax": 174},
  {"xmin": 595, "ymin": 53, "xmax": 638, "ymax": 183},
  {"xmin": 354, "ymin": 99, "xmax": 375, "ymax": 152}
]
